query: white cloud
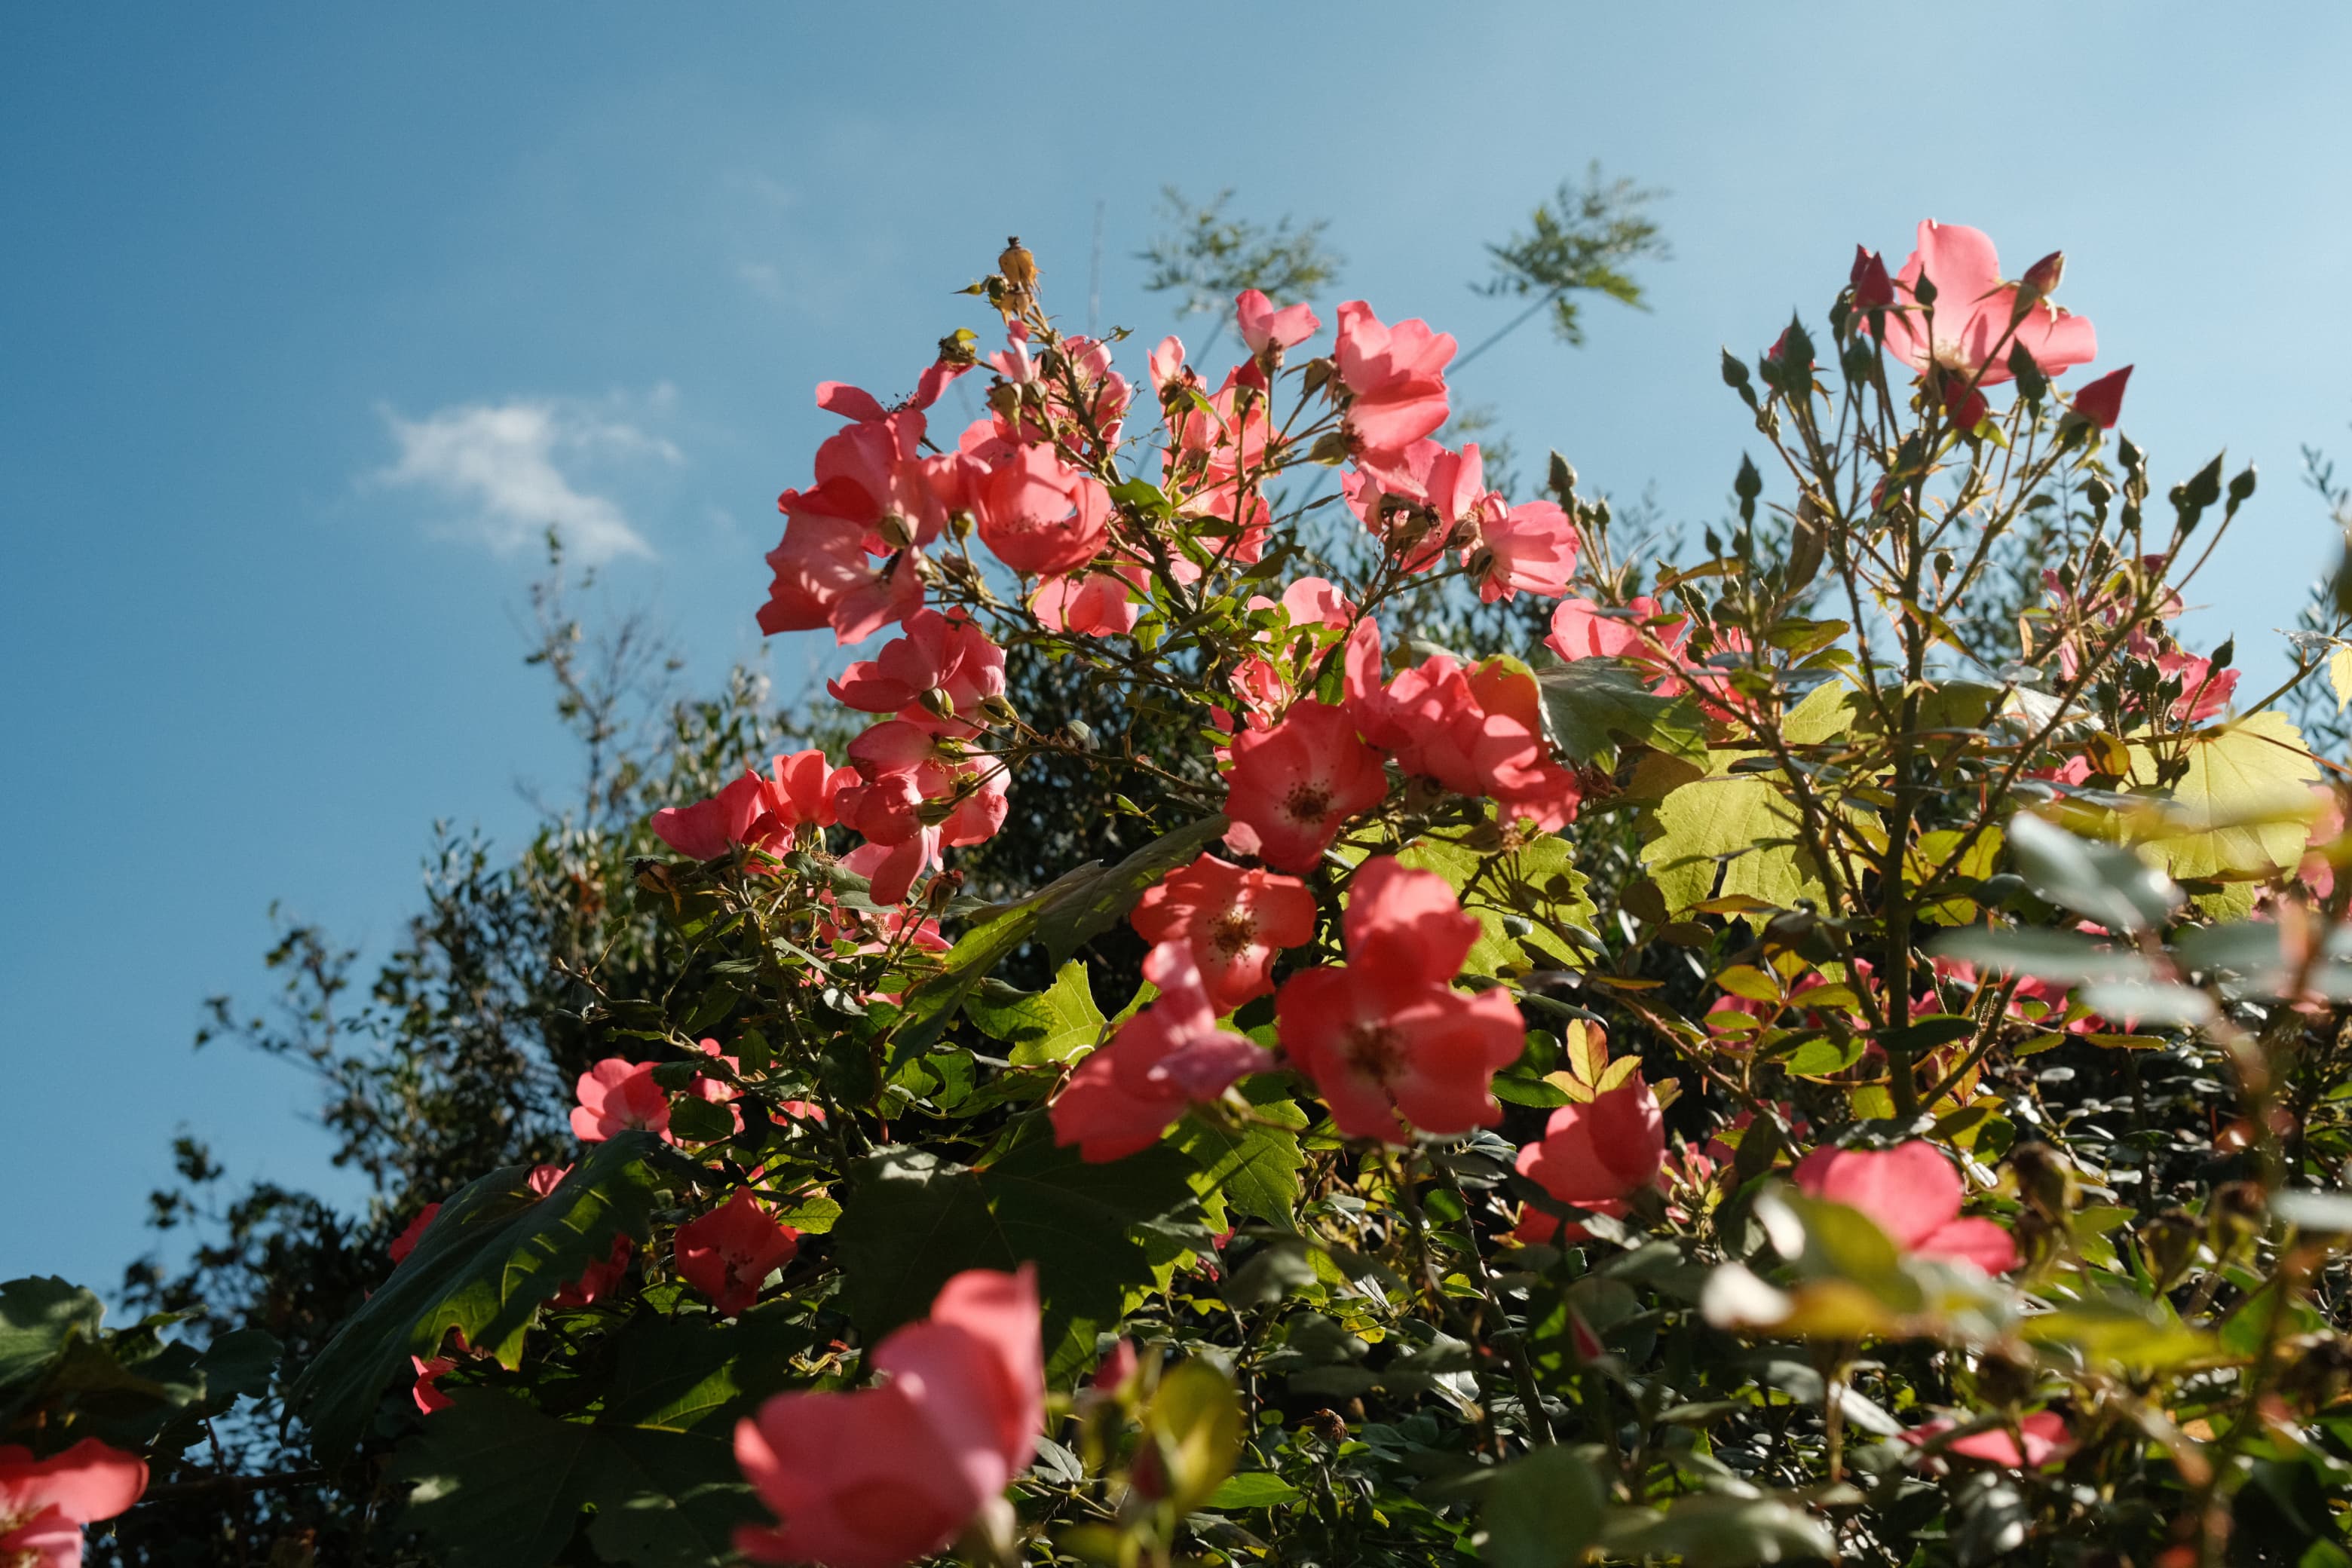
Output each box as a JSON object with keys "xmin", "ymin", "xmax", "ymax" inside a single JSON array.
[{"xmin": 375, "ymin": 394, "xmax": 680, "ymax": 564}]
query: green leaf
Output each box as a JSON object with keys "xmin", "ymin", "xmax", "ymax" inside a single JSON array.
[
  {"xmin": 599, "ymin": 1312, "xmax": 816, "ymax": 1435},
  {"xmin": 2007, "ymin": 811, "xmax": 2181, "ymax": 933},
  {"xmin": 1781, "ymin": 678, "xmax": 1861, "ymax": 745},
  {"xmin": 2126, "ymin": 711, "xmax": 2321, "ymax": 881},
  {"xmin": 0, "ymin": 1277, "xmax": 104, "ymax": 1394},
  {"xmin": 1783, "ymin": 1036, "xmax": 1866, "ymax": 1079},
  {"xmin": 666, "ymin": 1095, "xmax": 737, "ymax": 1144},
  {"xmin": 1640, "ymin": 758, "xmax": 1827, "ymax": 922},
  {"xmin": 892, "ymin": 816, "xmax": 1228, "ymax": 1054},
  {"xmin": 1393, "ymin": 820, "xmax": 1595, "ymax": 978},
  {"xmin": 966, "ymin": 961, "xmax": 1107, "ymax": 1066},
  {"xmin": 1172, "ymin": 1089, "xmax": 1307, "ymax": 1230},
  {"xmin": 1536, "ymin": 658, "xmax": 1705, "ymax": 766},
  {"xmin": 1604, "ymin": 1491, "xmax": 1838, "ymax": 1566},
  {"xmin": 1144, "ymin": 1360, "xmax": 1243, "ymax": 1514},
  {"xmin": 831, "ymin": 1129, "xmax": 1211, "ymax": 1383},
  {"xmin": 1482, "ymin": 1443, "xmax": 1607, "ymax": 1568},
  {"xmin": 2020, "ymin": 1296, "xmax": 2212, "ymax": 1370},
  {"xmin": 289, "ymin": 1133, "xmax": 663, "ymax": 1455},
  {"xmin": 394, "ymin": 1389, "xmax": 758, "ymax": 1568},
  {"xmin": 1206, "ymin": 1472, "xmax": 1302, "ymax": 1509}
]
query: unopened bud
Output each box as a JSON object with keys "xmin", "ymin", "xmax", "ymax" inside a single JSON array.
[
  {"xmin": 1848, "ymin": 244, "xmax": 1895, "ymax": 311},
  {"xmin": 985, "ymin": 382, "xmax": 1021, "ymax": 421},
  {"xmin": 1297, "ymin": 357, "xmax": 1334, "ymax": 399},
  {"xmin": 875, "ymin": 513, "xmax": 913, "ymax": 551},
  {"xmin": 1306, "ymin": 430, "xmax": 1352, "ymax": 466},
  {"xmin": 2020, "ymin": 250, "xmax": 2066, "ymax": 301},
  {"xmin": 917, "ymin": 686, "xmax": 956, "ymax": 721},
  {"xmin": 977, "ymin": 694, "xmax": 1021, "ymax": 727},
  {"xmin": 1465, "ymin": 547, "xmax": 1496, "ymax": 579},
  {"xmin": 1061, "ymin": 718, "xmax": 1097, "ymax": 749},
  {"xmin": 1547, "ymin": 451, "xmax": 1578, "ymax": 504}
]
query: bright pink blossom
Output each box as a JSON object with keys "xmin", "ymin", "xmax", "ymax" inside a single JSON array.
[
  {"xmin": 736, "ymin": 1268, "xmax": 1043, "ymax": 1568},
  {"xmin": 1902, "ymin": 1410, "xmax": 2069, "ymax": 1469},
  {"xmin": 552, "ymin": 1232, "xmax": 635, "ymax": 1308},
  {"xmin": 1545, "ymin": 597, "xmax": 1692, "ymax": 688},
  {"xmin": 1334, "ymin": 302, "xmax": 1456, "ymax": 456},
  {"xmin": 1236, "ymin": 289, "xmax": 1320, "ymax": 361},
  {"xmin": 1051, "ymin": 945, "xmax": 1274, "ymax": 1162},
  {"xmin": 411, "ymin": 1350, "xmax": 458, "ymax": 1415},
  {"xmin": 835, "ymin": 712, "xmax": 1011, "ymax": 903},
  {"xmin": 1346, "ymin": 623, "xmax": 1582, "ymax": 830},
  {"xmin": 1340, "ymin": 438, "xmax": 1483, "ymax": 572},
  {"xmin": 760, "ymin": 390, "xmax": 962, "ymax": 644},
  {"xmin": 971, "ymin": 444, "xmax": 1111, "ymax": 577},
  {"xmin": 1512, "ymin": 1077, "xmax": 1668, "ymax": 1245},
  {"xmin": 0, "ymin": 1441, "xmax": 148, "ymax": 1568},
  {"xmin": 1252, "ymin": 576, "xmax": 1352, "ymax": 631},
  {"xmin": 676, "ymin": 1189, "xmax": 801, "ymax": 1317},
  {"xmin": 1028, "ymin": 569, "xmax": 1140, "ymax": 636},
  {"xmin": 653, "ymin": 750, "xmax": 850, "ymax": 862},
  {"xmin": 1868, "ymin": 221, "xmax": 2096, "ymax": 384},
  {"xmin": 571, "ymin": 1058, "xmax": 670, "ymax": 1143},
  {"xmin": 1276, "ymin": 857, "xmax": 1526, "ymax": 1142},
  {"xmin": 1790, "ymin": 1142, "xmax": 2019, "ymax": 1272},
  {"xmin": 389, "ymin": 1203, "xmax": 441, "ymax": 1266},
  {"xmin": 1465, "ymin": 493, "xmax": 1579, "ymax": 602},
  {"xmin": 1132, "ymin": 853, "xmax": 1317, "ymax": 1015},
  {"xmin": 2160, "ymin": 649, "xmax": 2236, "ymax": 723},
  {"xmin": 1221, "ymin": 699, "xmax": 1389, "ymax": 873},
  {"xmin": 1090, "ymin": 1339, "xmax": 1140, "ymax": 1394},
  {"xmin": 828, "ymin": 611, "xmax": 1007, "ymax": 727},
  {"xmin": 651, "ymin": 770, "xmax": 771, "ymax": 861},
  {"xmin": 2301, "ymin": 787, "xmax": 2345, "ymax": 899},
  {"xmin": 840, "ymin": 831, "xmax": 940, "ymax": 908}
]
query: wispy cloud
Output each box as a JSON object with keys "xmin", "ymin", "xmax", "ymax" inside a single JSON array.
[{"xmin": 374, "ymin": 391, "xmax": 680, "ymax": 563}]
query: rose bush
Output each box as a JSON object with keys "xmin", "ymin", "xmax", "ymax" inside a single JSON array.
[{"xmin": 31, "ymin": 218, "xmax": 2352, "ymax": 1568}]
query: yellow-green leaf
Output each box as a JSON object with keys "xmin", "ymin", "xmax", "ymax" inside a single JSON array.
[{"xmin": 2124, "ymin": 711, "xmax": 2320, "ymax": 881}]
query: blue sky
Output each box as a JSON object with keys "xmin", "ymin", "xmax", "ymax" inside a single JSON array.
[{"xmin": 7, "ymin": 2, "xmax": 2351, "ymax": 1293}]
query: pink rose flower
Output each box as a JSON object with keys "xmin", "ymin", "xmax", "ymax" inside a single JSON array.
[
  {"xmin": 1334, "ymin": 301, "xmax": 1456, "ymax": 456},
  {"xmin": 1791, "ymin": 1142, "xmax": 2019, "ymax": 1272},
  {"xmin": 1276, "ymin": 857, "xmax": 1526, "ymax": 1142},
  {"xmin": 1513, "ymin": 1076, "xmax": 1668, "ymax": 1245},
  {"xmin": 1867, "ymin": 220, "xmax": 2096, "ymax": 384},
  {"xmin": 1132, "ymin": 853, "xmax": 1317, "ymax": 1015},
  {"xmin": 0, "ymin": 1440, "xmax": 149, "ymax": 1568},
  {"xmin": 676, "ymin": 1189, "xmax": 801, "ymax": 1317},
  {"xmin": 736, "ymin": 1269, "xmax": 1043, "ymax": 1568},
  {"xmin": 1051, "ymin": 944, "xmax": 1276, "ymax": 1162},
  {"xmin": 1221, "ymin": 699, "xmax": 1389, "ymax": 873}
]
